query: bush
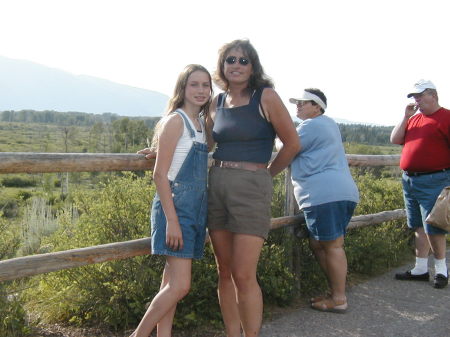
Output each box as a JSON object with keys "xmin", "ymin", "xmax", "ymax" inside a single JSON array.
[
  {"xmin": 345, "ymin": 172, "xmax": 412, "ymax": 275},
  {"xmin": 16, "ymin": 190, "xmax": 32, "ymax": 201},
  {"xmin": 279, "ymin": 172, "xmax": 412, "ymax": 296},
  {"xmin": 25, "ymin": 173, "xmax": 298, "ymax": 332},
  {"xmin": 1, "ymin": 175, "xmax": 37, "ymax": 188},
  {"xmin": 0, "ymin": 215, "xmax": 32, "ymax": 336},
  {"xmin": 0, "ymin": 283, "xmax": 31, "ymax": 337},
  {"xmin": 0, "ymin": 197, "xmax": 19, "ymax": 218},
  {"xmin": 25, "ymin": 172, "xmax": 155, "ymax": 330}
]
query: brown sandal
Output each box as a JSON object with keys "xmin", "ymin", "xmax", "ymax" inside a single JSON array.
[
  {"xmin": 311, "ymin": 298, "xmax": 348, "ymax": 313},
  {"xmin": 310, "ymin": 292, "xmax": 331, "ymax": 304}
]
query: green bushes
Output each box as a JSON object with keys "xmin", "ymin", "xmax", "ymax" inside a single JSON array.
[
  {"xmin": 345, "ymin": 173, "xmax": 412, "ymax": 275},
  {"xmin": 1, "ymin": 175, "xmax": 38, "ymax": 188},
  {"xmin": 281, "ymin": 172, "xmax": 411, "ymax": 296},
  {"xmin": 25, "ymin": 172, "xmax": 155, "ymax": 330},
  {"xmin": 17, "ymin": 170, "xmax": 411, "ymax": 333},
  {"xmin": 0, "ymin": 215, "xmax": 32, "ymax": 336},
  {"xmin": 0, "ymin": 283, "xmax": 31, "ymax": 337},
  {"xmin": 24, "ymin": 173, "xmax": 296, "ymax": 332}
]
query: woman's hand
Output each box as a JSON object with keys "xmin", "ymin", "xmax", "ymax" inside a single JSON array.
[{"xmin": 166, "ymin": 220, "xmax": 184, "ymax": 251}]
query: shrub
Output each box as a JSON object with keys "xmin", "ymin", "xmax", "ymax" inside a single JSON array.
[
  {"xmin": 25, "ymin": 173, "xmax": 298, "ymax": 332},
  {"xmin": 0, "ymin": 283, "xmax": 31, "ymax": 337},
  {"xmin": 16, "ymin": 190, "xmax": 32, "ymax": 201},
  {"xmin": 0, "ymin": 197, "xmax": 19, "ymax": 218},
  {"xmin": 278, "ymin": 172, "xmax": 412, "ymax": 296},
  {"xmin": 1, "ymin": 175, "xmax": 37, "ymax": 188},
  {"xmin": 346, "ymin": 172, "xmax": 412, "ymax": 275},
  {"xmin": 0, "ymin": 216, "xmax": 32, "ymax": 336},
  {"xmin": 18, "ymin": 197, "xmax": 62, "ymax": 256},
  {"xmin": 25, "ymin": 173, "xmax": 157, "ymax": 330}
]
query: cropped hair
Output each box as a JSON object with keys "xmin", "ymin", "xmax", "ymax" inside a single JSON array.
[
  {"xmin": 424, "ymin": 88, "xmax": 439, "ymax": 101},
  {"xmin": 213, "ymin": 39, "xmax": 274, "ymax": 91},
  {"xmin": 305, "ymin": 88, "xmax": 327, "ymax": 114}
]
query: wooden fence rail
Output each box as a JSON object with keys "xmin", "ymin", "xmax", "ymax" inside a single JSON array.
[
  {"xmin": 0, "ymin": 152, "xmax": 404, "ymax": 282},
  {"xmin": 0, "ymin": 209, "xmax": 406, "ymax": 282},
  {"xmin": 0, "ymin": 153, "xmax": 399, "ymax": 174}
]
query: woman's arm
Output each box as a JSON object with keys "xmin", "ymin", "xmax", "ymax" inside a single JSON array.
[
  {"xmin": 262, "ymin": 88, "xmax": 300, "ymax": 176},
  {"xmin": 153, "ymin": 114, "xmax": 184, "ymax": 250}
]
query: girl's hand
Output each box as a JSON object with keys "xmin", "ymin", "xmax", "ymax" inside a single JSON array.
[
  {"xmin": 137, "ymin": 147, "xmax": 157, "ymax": 159},
  {"xmin": 166, "ymin": 221, "xmax": 183, "ymax": 251}
]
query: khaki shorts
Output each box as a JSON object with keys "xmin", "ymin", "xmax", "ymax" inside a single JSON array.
[{"xmin": 207, "ymin": 166, "xmax": 273, "ymax": 239}]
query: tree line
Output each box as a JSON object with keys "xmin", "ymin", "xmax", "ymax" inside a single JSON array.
[
  {"xmin": 338, "ymin": 124, "xmax": 394, "ymax": 146},
  {"xmin": 0, "ymin": 109, "xmax": 159, "ymax": 129},
  {"xmin": 1, "ymin": 110, "xmax": 395, "ymax": 148}
]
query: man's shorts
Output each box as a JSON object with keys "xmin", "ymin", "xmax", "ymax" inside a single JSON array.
[
  {"xmin": 302, "ymin": 200, "xmax": 357, "ymax": 241},
  {"xmin": 402, "ymin": 170, "xmax": 450, "ymax": 235}
]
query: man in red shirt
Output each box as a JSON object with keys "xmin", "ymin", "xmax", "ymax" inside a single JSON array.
[{"xmin": 391, "ymin": 79, "xmax": 450, "ymax": 289}]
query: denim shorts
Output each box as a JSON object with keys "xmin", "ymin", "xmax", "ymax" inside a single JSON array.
[
  {"xmin": 402, "ymin": 170, "xmax": 450, "ymax": 235},
  {"xmin": 151, "ymin": 182, "xmax": 207, "ymax": 259},
  {"xmin": 303, "ymin": 200, "xmax": 357, "ymax": 241}
]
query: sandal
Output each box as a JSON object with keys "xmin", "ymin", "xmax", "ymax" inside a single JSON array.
[
  {"xmin": 311, "ymin": 298, "xmax": 348, "ymax": 313},
  {"xmin": 310, "ymin": 292, "xmax": 331, "ymax": 304}
]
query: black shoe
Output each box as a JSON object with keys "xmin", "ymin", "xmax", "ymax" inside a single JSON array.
[
  {"xmin": 433, "ymin": 273, "xmax": 449, "ymax": 289},
  {"xmin": 395, "ymin": 270, "xmax": 429, "ymax": 281}
]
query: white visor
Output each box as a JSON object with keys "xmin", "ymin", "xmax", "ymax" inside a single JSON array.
[{"xmin": 289, "ymin": 91, "xmax": 327, "ymax": 110}]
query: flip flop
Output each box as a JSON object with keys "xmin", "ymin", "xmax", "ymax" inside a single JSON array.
[{"xmin": 311, "ymin": 298, "xmax": 348, "ymax": 313}]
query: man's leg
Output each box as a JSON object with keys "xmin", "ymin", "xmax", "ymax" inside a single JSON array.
[{"xmin": 428, "ymin": 233, "xmax": 448, "ymax": 288}]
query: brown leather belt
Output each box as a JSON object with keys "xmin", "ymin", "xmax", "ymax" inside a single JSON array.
[{"xmin": 213, "ymin": 160, "xmax": 267, "ymax": 171}]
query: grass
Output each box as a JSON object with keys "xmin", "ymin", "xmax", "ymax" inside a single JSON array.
[{"xmin": 0, "ymin": 122, "xmax": 91, "ymax": 153}]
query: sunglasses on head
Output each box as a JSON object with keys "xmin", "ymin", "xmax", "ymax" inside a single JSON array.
[{"xmin": 225, "ymin": 56, "xmax": 250, "ymax": 66}]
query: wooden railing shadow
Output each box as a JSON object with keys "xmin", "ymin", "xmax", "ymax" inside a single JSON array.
[{"xmin": 0, "ymin": 153, "xmax": 405, "ymax": 282}]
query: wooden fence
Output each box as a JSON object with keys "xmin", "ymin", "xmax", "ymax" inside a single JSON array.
[{"xmin": 0, "ymin": 153, "xmax": 405, "ymax": 282}]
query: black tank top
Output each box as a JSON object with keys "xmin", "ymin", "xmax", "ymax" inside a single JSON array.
[{"xmin": 212, "ymin": 87, "xmax": 275, "ymax": 163}]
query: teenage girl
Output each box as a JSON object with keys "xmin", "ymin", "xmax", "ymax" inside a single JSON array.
[{"xmin": 131, "ymin": 64, "xmax": 212, "ymax": 337}]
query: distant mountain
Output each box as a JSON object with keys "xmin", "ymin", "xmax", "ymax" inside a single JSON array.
[{"xmin": 0, "ymin": 56, "xmax": 169, "ymax": 117}]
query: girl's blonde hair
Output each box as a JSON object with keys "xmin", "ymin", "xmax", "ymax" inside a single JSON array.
[{"xmin": 150, "ymin": 64, "xmax": 212, "ymax": 150}]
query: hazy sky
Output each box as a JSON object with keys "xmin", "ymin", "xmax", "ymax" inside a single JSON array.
[{"xmin": 2, "ymin": 0, "xmax": 450, "ymax": 126}]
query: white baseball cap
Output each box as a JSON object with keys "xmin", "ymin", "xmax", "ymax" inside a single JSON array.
[
  {"xmin": 407, "ymin": 79, "xmax": 436, "ymax": 98},
  {"xmin": 289, "ymin": 90, "xmax": 327, "ymax": 110}
]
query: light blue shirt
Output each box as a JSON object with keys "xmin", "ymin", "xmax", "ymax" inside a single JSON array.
[{"xmin": 291, "ymin": 115, "xmax": 359, "ymax": 208}]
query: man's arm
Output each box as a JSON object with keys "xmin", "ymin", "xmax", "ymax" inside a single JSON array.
[{"xmin": 390, "ymin": 103, "xmax": 417, "ymax": 144}]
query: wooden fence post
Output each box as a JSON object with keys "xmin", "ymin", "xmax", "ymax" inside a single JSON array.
[{"xmin": 283, "ymin": 167, "xmax": 302, "ymax": 293}]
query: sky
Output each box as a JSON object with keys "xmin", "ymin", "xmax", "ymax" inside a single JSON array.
[{"xmin": 1, "ymin": 0, "xmax": 450, "ymax": 126}]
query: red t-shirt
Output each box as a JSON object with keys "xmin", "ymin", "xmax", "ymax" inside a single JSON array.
[{"xmin": 400, "ymin": 107, "xmax": 450, "ymax": 172}]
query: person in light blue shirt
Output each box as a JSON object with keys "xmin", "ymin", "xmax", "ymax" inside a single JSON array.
[{"xmin": 280, "ymin": 88, "xmax": 359, "ymax": 313}]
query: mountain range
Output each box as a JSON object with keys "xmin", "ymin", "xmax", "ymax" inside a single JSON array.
[{"xmin": 0, "ymin": 56, "xmax": 169, "ymax": 117}]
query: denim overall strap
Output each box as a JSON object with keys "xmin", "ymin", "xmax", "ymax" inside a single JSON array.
[
  {"xmin": 175, "ymin": 109, "xmax": 196, "ymax": 138},
  {"xmin": 172, "ymin": 110, "xmax": 208, "ymax": 185}
]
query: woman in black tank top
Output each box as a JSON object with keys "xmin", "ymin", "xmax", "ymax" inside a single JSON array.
[{"xmin": 206, "ymin": 39, "xmax": 300, "ymax": 337}]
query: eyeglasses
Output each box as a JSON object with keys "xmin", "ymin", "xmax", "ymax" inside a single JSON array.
[
  {"xmin": 225, "ymin": 56, "xmax": 250, "ymax": 66},
  {"xmin": 297, "ymin": 100, "xmax": 313, "ymax": 106}
]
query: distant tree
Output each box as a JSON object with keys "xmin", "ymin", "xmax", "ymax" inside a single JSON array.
[
  {"xmin": 338, "ymin": 124, "xmax": 394, "ymax": 146},
  {"xmin": 60, "ymin": 126, "xmax": 78, "ymax": 153}
]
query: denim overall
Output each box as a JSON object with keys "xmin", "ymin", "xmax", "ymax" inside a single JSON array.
[{"xmin": 151, "ymin": 109, "xmax": 208, "ymax": 259}]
